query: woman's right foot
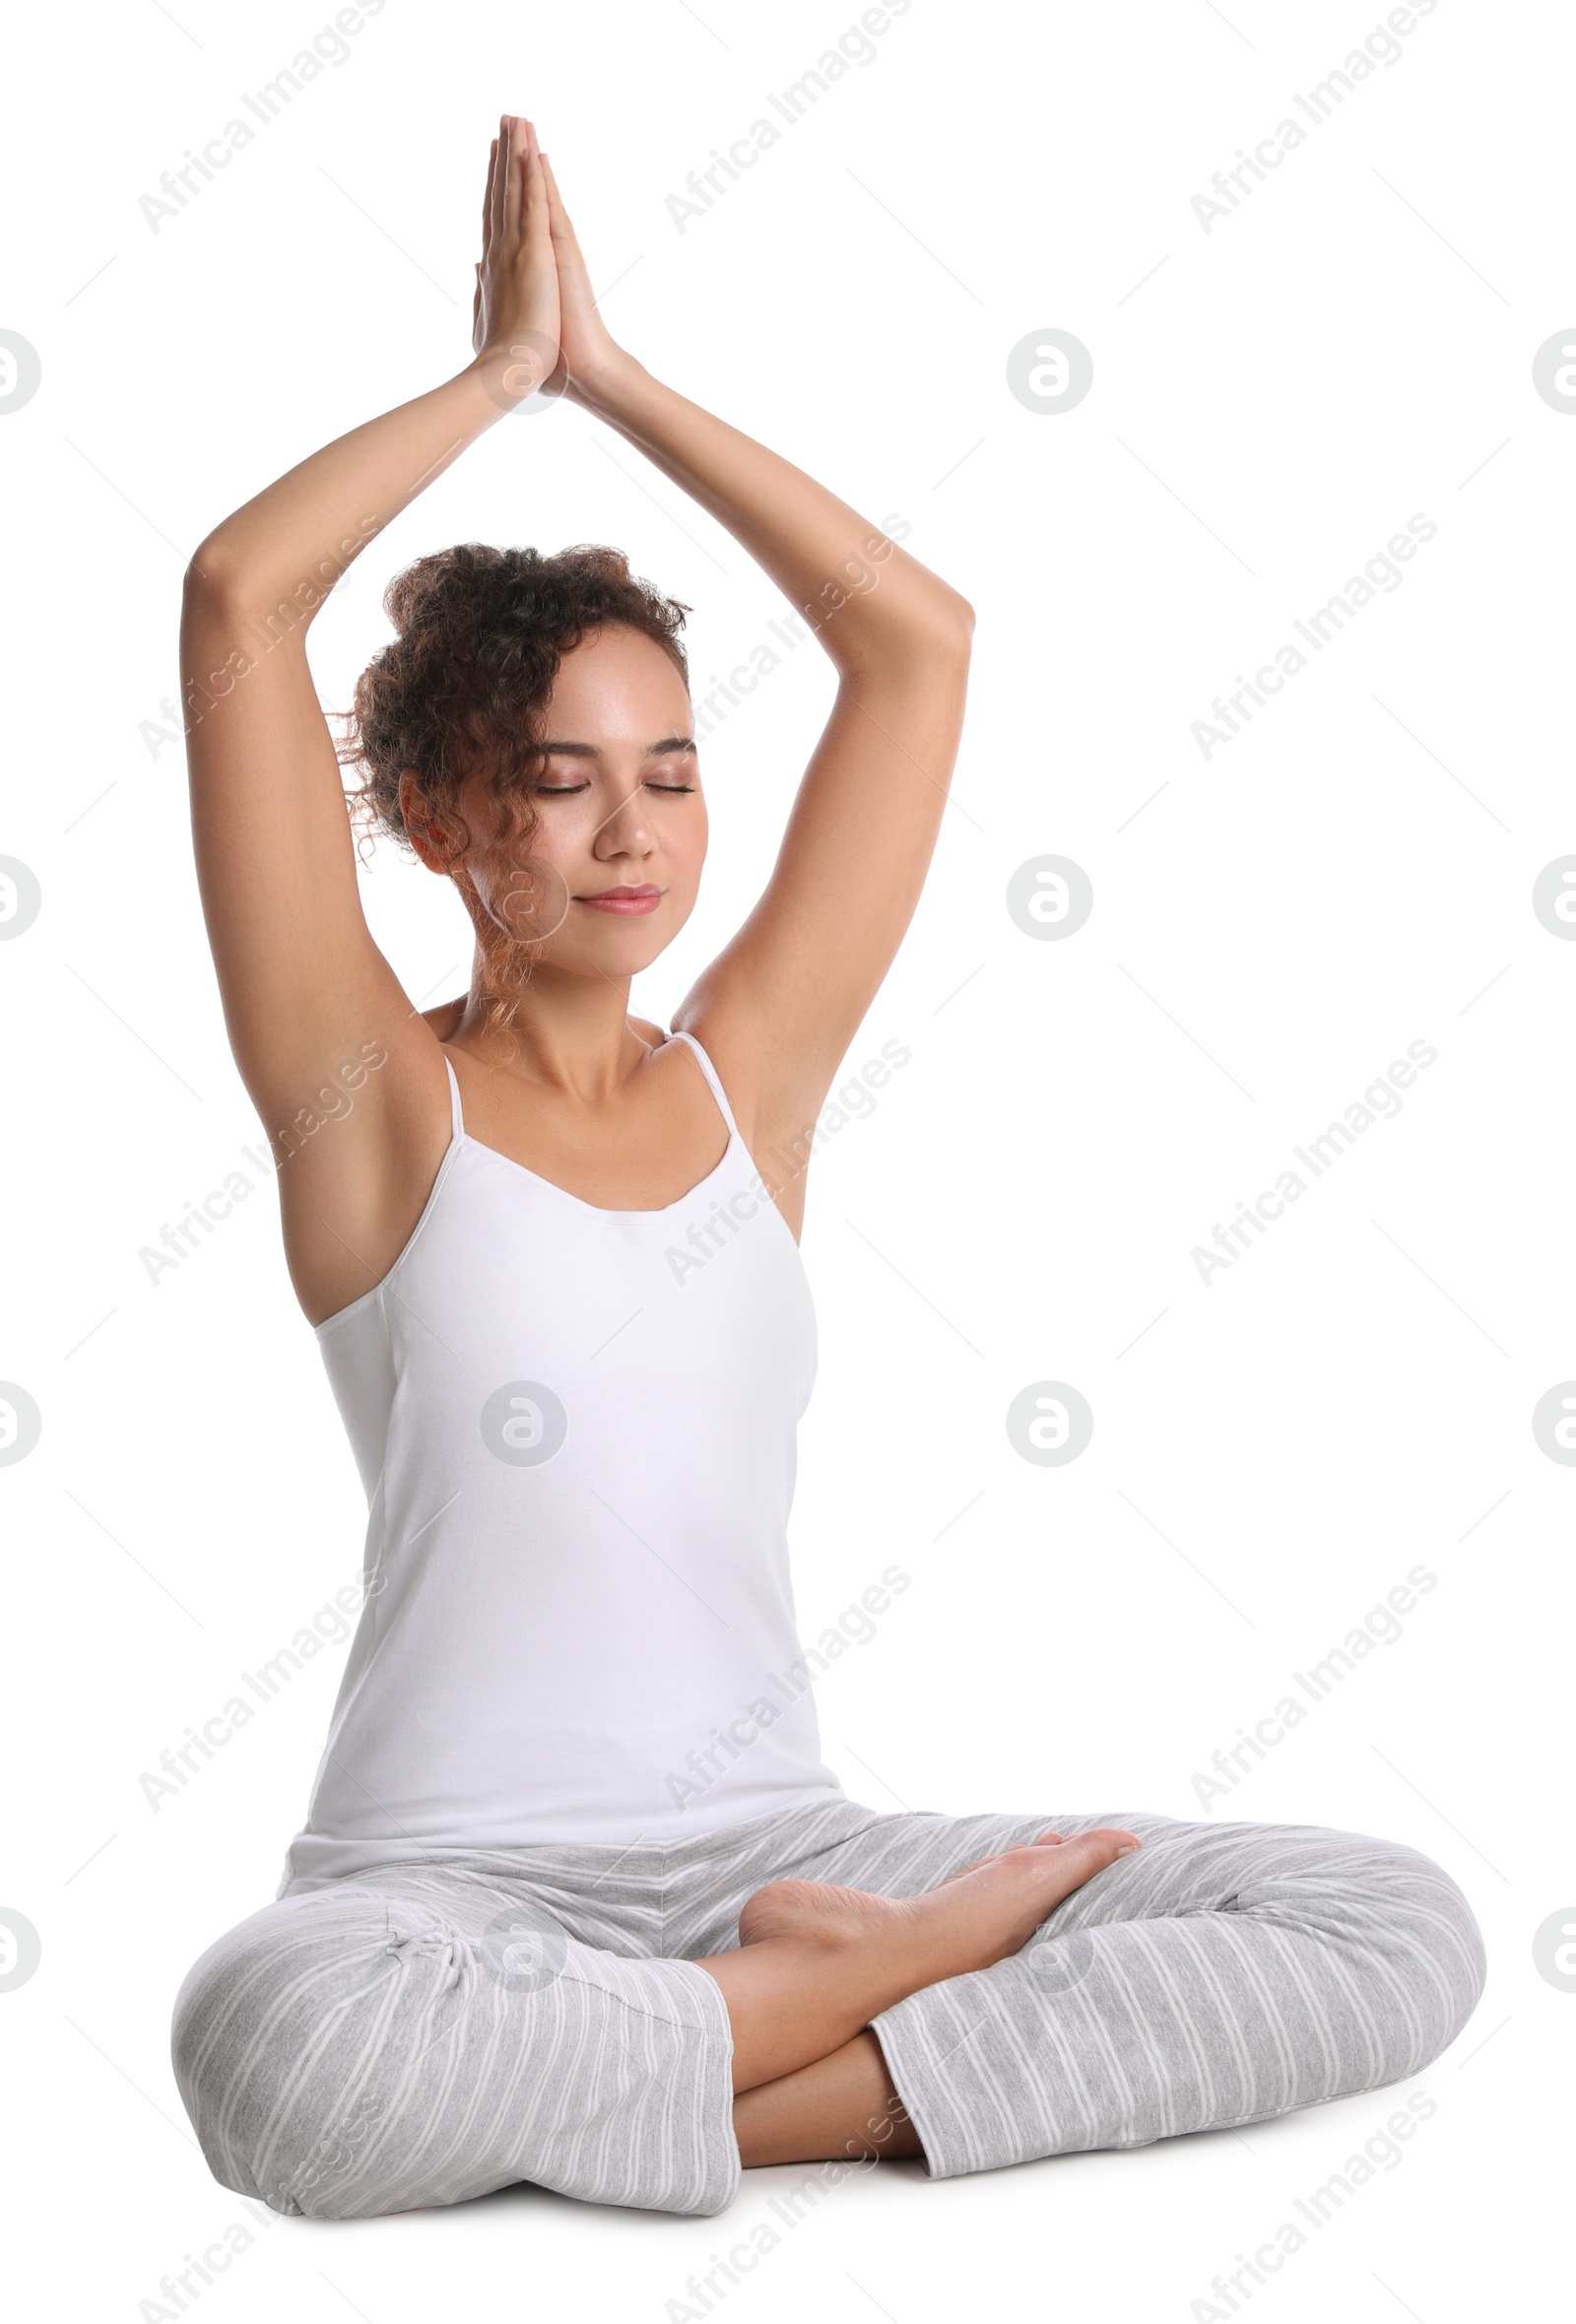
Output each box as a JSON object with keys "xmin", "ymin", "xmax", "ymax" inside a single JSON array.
[
  {"xmin": 737, "ymin": 1826, "xmax": 1140, "ymax": 1995},
  {"xmin": 707, "ymin": 1828, "xmax": 1142, "ymax": 2092}
]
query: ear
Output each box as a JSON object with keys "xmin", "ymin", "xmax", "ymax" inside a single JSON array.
[{"xmin": 399, "ymin": 771, "xmax": 451, "ymax": 873}]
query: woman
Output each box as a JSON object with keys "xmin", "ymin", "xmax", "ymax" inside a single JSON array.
[{"xmin": 170, "ymin": 117, "xmax": 1483, "ymax": 2220}]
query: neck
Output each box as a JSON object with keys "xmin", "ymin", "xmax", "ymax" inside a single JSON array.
[{"xmin": 449, "ymin": 949, "xmax": 646, "ymax": 1099}]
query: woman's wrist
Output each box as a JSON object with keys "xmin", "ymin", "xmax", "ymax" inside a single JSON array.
[
  {"xmin": 467, "ymin": 337, "xmax": 560, "ymax": 418},
  {"xmin": 464, "ymin": 341, "xmax": 643, "ymax": 421},
  {"xmin": 563, "ymin": 346, "xmax": 648, "ymax": 420}
]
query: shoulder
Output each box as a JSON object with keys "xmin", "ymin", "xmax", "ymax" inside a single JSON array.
[{"xmin": 667, "ymin": 1002, "xmax": 777, "ymax": 1144}]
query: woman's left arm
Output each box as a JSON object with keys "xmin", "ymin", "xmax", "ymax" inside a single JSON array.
[{"xmin": 541, "ymin": 156, "xmax": 973, "ymax": 1155}]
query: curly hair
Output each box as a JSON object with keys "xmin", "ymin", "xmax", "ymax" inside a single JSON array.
[{"xmin": 339, "ymin": 541, "xmax": 690, "ymax": 1031}]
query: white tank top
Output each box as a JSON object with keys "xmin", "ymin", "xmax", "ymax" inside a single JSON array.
[{"xmin": 277, "ymin": 1030, "xmax": 844, "ymax": 1894}]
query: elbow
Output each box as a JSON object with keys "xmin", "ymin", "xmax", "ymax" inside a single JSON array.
[
  {"xmin": 183, "ymin": 532, "xmax": 243, "ymax": 617},
  {"xmin": 926, "ymin": 588, "xmax": 975, "ymax": 662},
  {"xmin": 943, "ymin": 589, "xmax": 976, "ymax": 644},
  {"xmin": 847, "ymin": 590, "xmax": 973, "ymax": 686},
  {"xmin": 183, "ymin": 533, "xmax": 314, "ymax": 649}
]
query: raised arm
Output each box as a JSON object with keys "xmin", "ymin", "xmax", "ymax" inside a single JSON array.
[
  {"xmin": 182, "ymin": 119, "xmax": 558, "ymax": 1320},
  {"xmin": 540, "ymin": 159, "xmax": 974, "ymax": 1157}
]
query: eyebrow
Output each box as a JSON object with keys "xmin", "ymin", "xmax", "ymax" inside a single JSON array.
[{"xmin": 538, "ymin": 736, "xmax": 697, "ymax": 759}]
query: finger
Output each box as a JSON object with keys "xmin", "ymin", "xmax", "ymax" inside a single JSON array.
[
  {"xmin": 539, "ymin": 152, "xmax": 594, "ymax": 299},
  {"xmin": 521, "ymin": 139, "xmax": 553, "ymax": 255},
  {"xmin": 538, "ymin": 148, "xmax": 564, "ymax": 232},
  {"xmin": 490, "ymin": 115, "xmax": 510, "ymax": 250},
  {"xmin": 503, "ymin": 113, "xmax": 526, "ymax": 243},
  {"xmin": 482, "ymin": 134, "xmax": 498, "ymax": 253},
  {"xmin": 538, "ymin": 151, "xmax": 579, "ymax": 251},
  {"xmin": 518, "ymin": 117, "xmax": 546, "ymax": 235}
]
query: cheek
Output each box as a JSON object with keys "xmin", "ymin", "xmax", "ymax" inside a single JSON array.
[
  {"xmin": 519, "ymin": 819, "xmax": 583, "ymax": 873},
  {"xmin": 496, "ymin": 796, "xmax": 597, "ymax": 879},
  {"xmin": 679, "ymin": 801, "xmax": 709, "ymax": 882}
]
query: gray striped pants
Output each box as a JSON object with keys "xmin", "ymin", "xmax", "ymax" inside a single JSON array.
[{"xmin": 170, "ymin": 1799, "xmax": 1484, "ymax": 2219}]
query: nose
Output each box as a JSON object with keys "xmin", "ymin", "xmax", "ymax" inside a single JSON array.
[{"xmin": 591, "ymin": 783, "xmax": 655, "ymax": 860}]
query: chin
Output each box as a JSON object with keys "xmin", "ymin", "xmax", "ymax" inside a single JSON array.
[
  {"xmin": 616, "ymin": 932, "xmax": 678, "ymax": 973},
  {"xmin": 551, "ymin": 929, "xmax": 671, "ymax": 977}
]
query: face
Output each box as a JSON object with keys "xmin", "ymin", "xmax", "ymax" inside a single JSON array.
[{"xmin": 407, "ymin": 625, "xmax": 706, "ymax": 978}]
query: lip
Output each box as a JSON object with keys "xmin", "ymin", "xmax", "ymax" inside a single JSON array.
[{"xmin": 577, "ymin": 885, "xmax": 663, "ymax": 916}]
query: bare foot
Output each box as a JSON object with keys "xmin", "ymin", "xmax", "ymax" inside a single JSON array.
[
  {"xmin": 738, "ymin": 1826, "xmax": 1139, "ymax": 1988},
  {"xmin": 705, "ymin": 1827, "xmax": 1140, "ymax": 2092}
]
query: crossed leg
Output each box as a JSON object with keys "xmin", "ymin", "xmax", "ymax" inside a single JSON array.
[
  {"xmin": 169, "ymin": 1809, "xmax": 1484, "ymax": 2216},
  {"xmin": 695, "ymin": 1810, "xmax": 1486, "ymax": 2177},
  {"xmin": 697, "ymin": 1826, "xmax": 1142, "ymax": 2164}
]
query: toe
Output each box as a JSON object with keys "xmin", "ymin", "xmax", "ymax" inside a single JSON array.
[{"xmin": 1077, "ymin": 1826, "xmax": 1142, "ymax": 1858}]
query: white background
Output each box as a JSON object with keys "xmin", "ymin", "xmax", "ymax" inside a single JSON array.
[{"xmin": 1, "ymin": 0, "xmax": 1570, "ymax": 2315}]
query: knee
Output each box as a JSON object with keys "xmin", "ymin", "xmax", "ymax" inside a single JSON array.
[
  {"xmin": 1193, "ymin": 1816, "xmax": 1486, "ymax": 2079},
  {"xmin": 1378, "ymin": 1832, "xmax": 1487, "ymax": 2049},
  {"xmin": 1303, "ymin": 1825, "xmax": 1487, "ymax": 2066},
  {"xmin": 170, "ymin": 1899, "xmax": 410, "ymax": 2221}
]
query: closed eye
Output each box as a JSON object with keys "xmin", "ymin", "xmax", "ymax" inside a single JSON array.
[{"xmin": 533, "ymin": 778, "xmax": 695, "ymax": 796}]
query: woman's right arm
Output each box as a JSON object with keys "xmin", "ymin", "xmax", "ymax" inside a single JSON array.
[{"xmin": 182, "ymin": 117, "xmax": 555, "ymax": 1320}]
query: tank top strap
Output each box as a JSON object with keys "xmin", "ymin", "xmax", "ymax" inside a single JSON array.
[
  {"xmin": 668, "ymin": 1029, "xmax": 740, "ymax": 1140},
  {"xmin": 442, "ymin": 1054, "xmax": 465, "ymax": 1143}
]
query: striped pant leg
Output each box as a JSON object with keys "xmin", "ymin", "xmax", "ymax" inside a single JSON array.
[
  {"xmin": 817, "ymin": 1810, "xmax": 1485, "ymax": 2179},
  {"xmin": 169, "ymin": 1864, "xmax": 739, "ymax": 2219}
]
